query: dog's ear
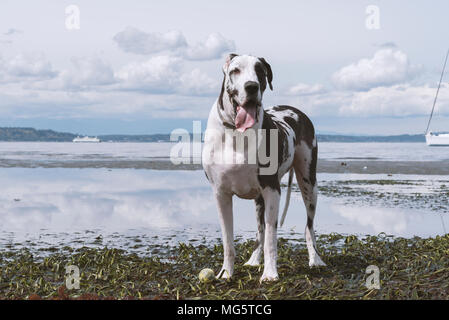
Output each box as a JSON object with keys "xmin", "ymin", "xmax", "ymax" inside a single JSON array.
[
  {"xmin": 223, "ymin": 53, "xmax": 239, "ymax": 73},
  {"xmin": 259, "ymin": 57, "xmax": 273, "ymax": 90}
]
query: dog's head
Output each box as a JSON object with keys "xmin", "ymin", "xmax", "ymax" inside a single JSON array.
[{"xmin": 220, "ymin": 54, "xmax": 273, "ymax": 132}]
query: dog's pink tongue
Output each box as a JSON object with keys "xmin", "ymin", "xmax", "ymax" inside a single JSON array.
[{"xmin": 235, "ymin": 105, "xmax": 256, "ymax": 132}]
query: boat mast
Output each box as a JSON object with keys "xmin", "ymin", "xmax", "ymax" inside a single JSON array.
[{"xmin": 425, "ymin": 48, "xmax": 449, "ymax": 135}]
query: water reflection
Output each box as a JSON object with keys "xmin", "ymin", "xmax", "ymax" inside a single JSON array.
[{"xmin": 0, "ymin": 168, "xmax": 447, "ymax": 251}]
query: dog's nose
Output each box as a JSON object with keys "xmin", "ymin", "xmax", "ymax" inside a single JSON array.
[{"xmin": 244, "ymin": 81, "xmax": 259, "ymax": 95}]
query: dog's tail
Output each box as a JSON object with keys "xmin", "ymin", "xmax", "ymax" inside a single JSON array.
[{"xmin": 280, "ymin": 168, "xmax": 294, "ymax": 227}]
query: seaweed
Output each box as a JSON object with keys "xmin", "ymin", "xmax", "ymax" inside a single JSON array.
[{"xmin": 1, "ymin": 233, "xmax": 448, "ymax": 300}]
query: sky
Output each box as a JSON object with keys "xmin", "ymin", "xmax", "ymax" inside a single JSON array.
[{"xmin": 0, "ymin": 0, "xmax": 448, "ymax": 135}]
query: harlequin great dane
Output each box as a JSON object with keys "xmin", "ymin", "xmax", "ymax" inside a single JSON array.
[{"xmin": 202, "ymin": 54, "xmax": 326, "ymax": 282}]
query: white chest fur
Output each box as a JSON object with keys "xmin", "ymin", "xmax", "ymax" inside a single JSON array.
[{"xmin": 202, "ymin": 101, "xmax": 264, "ymax": 199}]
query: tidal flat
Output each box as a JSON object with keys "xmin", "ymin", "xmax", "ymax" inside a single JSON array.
[
  {"xmin": 0, "ymin": 146, "xmax": 449, "ymax": 299},
  {"xmin": 1, "ymin": 172, "xmax": 448, "ymax": 300},
  {"xmin": 304, "ymin": 178, "xmax": 449, "ymax": 213},
  {"xmin": 1, "ymin": 234, "xmax": 448, "ymax": 300}
]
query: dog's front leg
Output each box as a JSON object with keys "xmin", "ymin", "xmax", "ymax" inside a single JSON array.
[
  {"xmin": 215, "ymin": 191, "xmax": 235, "ymax": 279},
  {"xmin": 260, "ymin": 188, "xmax": 280, "ymax": 282},
  {"xmin": 244, "ymin": 195, "xmax": 265, "ymax": 266}
]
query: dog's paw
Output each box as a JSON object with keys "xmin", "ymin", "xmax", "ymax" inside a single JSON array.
[
  {"xmin": 216, "ymin": 268, "xmax": 233, "ymax": 280},
  {"xmin": 244, "ymin": 256, "xmax": 261, "ymax": 267},
  {"xmin": 260, "ymin": 275, "xmax": 279, "ymax": 282},
  {"xmin": 260, "ymin": 272, "xmax": 279, "ymax": 283},
  {"xmin": 309, "ymin": 255, "xmax": 326, "ymax": 267}
]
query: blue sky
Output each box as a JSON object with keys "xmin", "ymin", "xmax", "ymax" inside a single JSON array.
[{"xmin": 0, "ymin": 0, "xmax": 448, "ymax": 135}]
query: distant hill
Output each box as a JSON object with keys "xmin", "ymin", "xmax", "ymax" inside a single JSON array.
[
  {"xmin": 98, "ymin": 134, "xmax": 170, "ymax": 142},
  {"xmin": 317, "ymin": 134, "xmax": 425, "ymax": 143},
  {"xmin": 0, "ymin": 128, "xmax": 171, "ymax": 142},
  {"xmin": 0, "ymin": 127, "xmax": 425, "ymax": 142},
  {"xmin": 0, "ymin": 127, "xmax": 76, "ymax": 142}
]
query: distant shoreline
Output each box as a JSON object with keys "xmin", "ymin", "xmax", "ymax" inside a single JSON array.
[{"xmin": 0, "ymin": 127, "xmax": 426, "ymax": 143}]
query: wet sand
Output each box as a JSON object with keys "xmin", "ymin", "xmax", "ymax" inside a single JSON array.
[
  {"xmin": 0, "ymin": 159, "xmax": 199, "ymax": 170},
  {"xmin": 318, "ymin": 160, "xmax": 449, "ymax": 175},
  {"xmin": 1, "ymin": 159, "xmax": 449, "ymax": 175}
]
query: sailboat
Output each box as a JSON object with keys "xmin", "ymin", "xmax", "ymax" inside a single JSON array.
[{"xmin": 425, "ymin": 49, "xmax": 449, "ymax": 146}]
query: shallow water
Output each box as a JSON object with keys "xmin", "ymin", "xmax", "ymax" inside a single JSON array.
[
  {"xmin": 318, "ymin": 142, "xmax": 449, "ymax": 161},
  {"xmin": 1, "ymin": 142, "xmax": 449, "ymax": 164},
  {"xmin": 0, "ymin": 142, "xmax": 175, "ymax": 162},
  {"xmin": 0, "ymin": 168, "xmax": 447, "ymax": 255}
]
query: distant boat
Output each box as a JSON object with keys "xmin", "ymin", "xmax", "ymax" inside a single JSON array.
[
  {"xmin": 426, "ymin": 132, "xmax": 449, "ymax": 146},
  {"xmin": 73, "ymin": 136, "xmax": 101, "ymax": 143},
  {"xmin": 425, "ymin": 48, "xmax": 449, "ymax": 147}
]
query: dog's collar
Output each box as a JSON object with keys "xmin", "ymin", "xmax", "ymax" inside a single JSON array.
[{"xmin": 217, "ymin": 102, "xmax": 236, "ymax": 130}]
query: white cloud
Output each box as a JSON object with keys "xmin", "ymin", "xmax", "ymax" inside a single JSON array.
[
  {"xmin": 283, "ymin": 47, "xmax": 446, "ymax": 118},
  {"xmin": 0, "ymin": 84, "xmax": 97, "ymax": 118},
  {"xmin": 285, "ymin": 89, "xmax": 351, "ymax": 117},
  {"xmin": 376, "ymin": 42, "xmax": 397, "ymax": 49},
  {"xmin": 0, "ymin": 82, "xmax": 215, "ymax": 120},
  {"xmin": 184, "ymin": 33, "xmax": 235, "ymax": 60},
  {"xmin": 0, "ymin": 53, "xmax": 57, "ymax": 83},
  {"xmin": 25, "ymin": 54, "xmax": 218, "ymax": 96},
  {"xmin": 287, "ymin": 83, "xmax": 325, "ymax": 96},
  {"xmin": 113, "ymin": 27, "xmax": 187, "ymax": 55},
  {"xmin": 0, "ymin": 27, "xmax": 230, "ymax": 121},
  {"xmin": 178, "ymin": 68, "xmax": 218, "ymax": 95},
  {"xmin": 284, "ymin": 82, "xmax": 449, "ymax": 118},
  {"xmin": 113, "ymin": 27, "xmax": 234, "ymax": 61},
  {"xmin": 27, "ymin": 56, "xmax": 116, "ymax": 92},
  {"xmin": 332, "ymin": 48, "xmax": 420, "ymax": 91},
  {"xmin": 61, "ymin": 57, "xmax": 116, "ymax": 90},
  {"xmin": 115, "ymin": 55, "xmax": 218, "ymax": 95},
  {"xmin": 115, "ymin": 55, "xmax": 183, "ymax": 93},
  {"xmin": 340, "ymin": 83, "xmax": 449, "ymax": 117},
  {"xmin": 4, "ymin": 43, "xmax": 440, "ymax": 123},
  {"xmin": 3, "ymin": 28, "xmax": 22, "ymax": 36}
]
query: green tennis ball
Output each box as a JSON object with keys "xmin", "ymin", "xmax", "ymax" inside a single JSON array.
[{"xmin": 198, "ymin": 268, "xmax": 215, "ymax": 282}]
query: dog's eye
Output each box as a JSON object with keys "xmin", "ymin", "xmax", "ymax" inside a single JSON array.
[{"xmin": 230, "ymin": 68, "xmax": 240, "ymax": 75}]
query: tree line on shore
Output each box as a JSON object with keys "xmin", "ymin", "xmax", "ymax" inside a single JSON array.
[{"xmin": 0, "ymin": 127, "xmax": 425, "ymax": 142}]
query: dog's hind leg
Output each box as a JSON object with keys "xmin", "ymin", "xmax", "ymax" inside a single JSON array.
[
  {"xmin": 215, "ymin": 192, "xmax": 235, "ymax": 279},
  {"xmin": 244, "ymin": 194, "xmax": 265, "ymax": 266},
  {"xmin": 294, "ymin": 141, "xmax": 326, "ymax": 267}
]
